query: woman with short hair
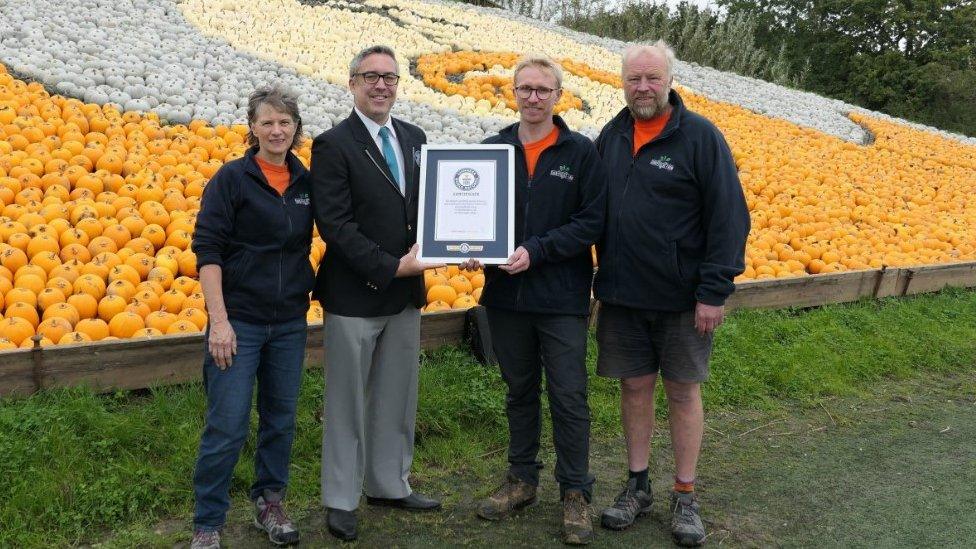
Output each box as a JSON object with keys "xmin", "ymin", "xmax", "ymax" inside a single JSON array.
[{"xmin": 189, "ymin": 84, "xmax": 314, "ymax": 549}]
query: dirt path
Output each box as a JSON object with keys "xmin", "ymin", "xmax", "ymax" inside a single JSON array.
[{"xmin": 167, "ymin": 373, "xmax": 975, "ymax": 548}]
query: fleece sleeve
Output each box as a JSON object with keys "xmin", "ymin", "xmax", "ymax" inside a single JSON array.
[
  {"xmin": 694, "ymin": 124, "xmax": 750, "ymax": 306},
  {"xmin": 522, "ymin": 141, "xmax": 608, "ymax": 267},
  {"xmin": 191, "ymin": 166, "xmax": 237, "ymax": 269}
]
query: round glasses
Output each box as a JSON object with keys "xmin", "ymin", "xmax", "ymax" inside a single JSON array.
[{"xmin": 514, "ymin": 85, "xmax": 559, "ymax": 100}]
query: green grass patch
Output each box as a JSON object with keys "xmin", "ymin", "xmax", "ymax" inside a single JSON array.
[{"xmin": 1, "ymin": 288, "xmax": 975, "ymax": 546}]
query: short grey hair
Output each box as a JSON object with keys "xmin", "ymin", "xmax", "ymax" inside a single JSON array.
[
  {"xmin": 513, "ymin": 53, "xmax": 564, "ymax": 89},
  {"xmin": 622, "ymin": 39, "xmax": 677, "ymax": 80},
  {"xmin": 349, "ymin": 45, "xmax": 399, "ymax": 76},
  {"xmin": 246, "ymin": 84, "xmax": 304, "ymax": 150}
]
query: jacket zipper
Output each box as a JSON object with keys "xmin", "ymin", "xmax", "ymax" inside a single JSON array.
[
  {"xmin": 514, "ymin": 145, "xmax": 529, "ymax": 311},
  {"xmin": 613, "ymin": 156, "xmax": 638, "ymax": 303},
  {"xmin": 512, "ymin": 140, "xmax": 564, "ymax": 310},
  {"xmin": 247, "ymin": 154, "xmax": 302, "ymax": 324},
  {"xmin": 609, "ymin": 124, "xmax": 670, "ymax": 302}
]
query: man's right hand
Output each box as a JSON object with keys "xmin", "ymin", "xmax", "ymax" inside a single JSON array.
[
  {"xmin": 458, "ymin": 259, "xmax": 483, "ymax": 271},
  {"xmin": 208, "ymin": 318, "xmax": 237, "ymax": 369},
  {"xmin": 396, "ymin": 243, "xmax": 445, "ymax": 277}
]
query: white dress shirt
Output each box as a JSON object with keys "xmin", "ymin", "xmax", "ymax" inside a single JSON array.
[{"xmin": 354, "ymin": 107, "xmax": 405, "ymax": 191}]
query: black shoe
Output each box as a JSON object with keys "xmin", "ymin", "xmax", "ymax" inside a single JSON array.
[
  {"xmin": 326, "ymin": 508, "xmax": 357, "ymax": 541},
  {"xmin": 366, "ymin": 492, "xmax": 442, "ymax": 511},
  {"xmin": 601, "ymin": 477, "xmax": 652, "ymax": 531}
]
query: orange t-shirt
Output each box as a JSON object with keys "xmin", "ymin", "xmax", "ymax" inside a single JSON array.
[
  {"xmin": 632, "ymin": 111, "xmax": 671, "ymax": 156},
  {"xmin": 255, "ymin": 155, "xmax": 291, "ymax": 195},
  {"xmin": 523, "ymin": 126, "xmax": 560, "ymax": 178}
]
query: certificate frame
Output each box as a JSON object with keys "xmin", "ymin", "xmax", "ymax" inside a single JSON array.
[{"xmin": 417, "ymin": 144, "xmax": 515, "ymax": 264}]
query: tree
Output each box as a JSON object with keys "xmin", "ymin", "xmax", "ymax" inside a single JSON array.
[
  {"xmin": 559, "ymin": 1, "xmax": 803, "ymax": 86},
  {"xmin": 717, "ymin": 0, "xmax": 976, "ymax": 135}
]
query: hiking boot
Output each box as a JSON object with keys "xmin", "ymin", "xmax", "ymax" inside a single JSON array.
[
  {"xmin": 562, "ymin": 490, "xmax": 593, "ymax": 545},
  {"xmin": 670, "ymin": 491, "xmax": 706, "ymax": 547},
  {"xmin": 600, "ymin": 477, "xmax": 652, "ymax": 530},
  {"xmin": 253, "ymin": 490, "xmax": 299, "ymax": 546},
  {"xmin": 476, "ymin": 472, "xmax": 537, "ymax": 520},
  {"xmin": 190, "ymin": 528, "xmax": 220, "ymax": 549}
]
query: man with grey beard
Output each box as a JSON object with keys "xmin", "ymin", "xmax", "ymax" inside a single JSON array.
[{"xmin": 592, "ymin": 41, "xmax": 749, "ymax": 547}]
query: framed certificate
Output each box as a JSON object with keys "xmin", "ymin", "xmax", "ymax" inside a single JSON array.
[{"xmin": 417, "ymin": 144, "xmax": 515, "ymax": 264}]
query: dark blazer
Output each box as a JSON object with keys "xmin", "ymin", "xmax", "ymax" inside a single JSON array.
[{"xmin": 310, "ymin": 110, "xmax": 427, "ymax": 317}]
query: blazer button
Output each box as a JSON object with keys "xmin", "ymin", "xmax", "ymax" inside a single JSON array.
[{"xmin": 407, "ymin": 224, "xmax": 413, "ymax": 231}]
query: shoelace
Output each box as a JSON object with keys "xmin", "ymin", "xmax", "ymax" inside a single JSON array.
[
  {"xmin": 672, "ymin": 497, "xmax": 697, "ymax": 518},
  {"xmin": 612, "ymin": 488, "xmax": 641, "ymax": 512},
  {"xmin": 194, "ymin": 530, "xmax": 219, "ymax": 544},
  {"xmin": 262, "ymin": 500, "xmax": 289, "ymax": 529},
  {"xmin": 492, "ymin": 477, "xmax": 519, "ymax": 498},
  {"xmin": 566, "ymin": 496, "xmax": 587, "ymax": 519}
]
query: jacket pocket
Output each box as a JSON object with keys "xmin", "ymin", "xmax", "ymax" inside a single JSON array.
[
  {"xmin": 223, "ymin": 249, "xmax": 252, "ymax": 291},
  {"xmin": 669, "ymin": 241, "xmax": 684, "ymax": 282}
]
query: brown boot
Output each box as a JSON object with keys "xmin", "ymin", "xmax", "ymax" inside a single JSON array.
[
  {"xmin": 562, "ymin": 490, "xmax": 593, "ymax": 545},
  {"xmin": 476, "ymin": 472, "xmax": 537, "ymax": 520}
]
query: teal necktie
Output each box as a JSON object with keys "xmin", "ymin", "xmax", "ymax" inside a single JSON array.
[{"xmin": 378, "ymin": 126, "xmax": 402, "ymax": 193}]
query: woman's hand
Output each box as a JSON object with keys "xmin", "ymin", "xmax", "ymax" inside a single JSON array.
[{"xmin": 208, "ymin": 318, "xmax": 237, "ymax": 369}]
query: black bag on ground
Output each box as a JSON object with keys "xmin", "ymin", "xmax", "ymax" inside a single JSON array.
[{"xmin": 464, "ymin": 305, "xmax": 497, "ymax": 367}]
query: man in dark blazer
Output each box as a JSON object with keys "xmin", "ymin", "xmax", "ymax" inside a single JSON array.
[{"xmin": 310, "ymin": 45, "xmax": 443, "ymax": 542}]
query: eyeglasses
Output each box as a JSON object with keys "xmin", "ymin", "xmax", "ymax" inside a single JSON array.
[
  {"xmin": 353, "ymin": 72, "xmax": 400, "ymax": 86},
  {"xmin": 514, "ymin": 86, "xmax": 559, "ymax": 100}
]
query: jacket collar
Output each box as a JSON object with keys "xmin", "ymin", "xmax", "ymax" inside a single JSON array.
[
  {"xmin": 353, "ymin": 106, "xmax": 398, "ymax": 144},
  {"xmin": 242, "ymin": 146, "xmax": 307, "ymax": 189},
  {"xmin": 611, "ymin": 88, "xmax": 685, "ymax": 143},
  {"xmin": 496, "ymin": 115, "xmax": 574, "ymax": 147},
  {"xmin": 346, "ymin": 109, "xmax": 416, "ymax": 200}
]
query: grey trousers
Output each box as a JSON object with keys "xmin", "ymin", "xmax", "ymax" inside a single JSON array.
[{"xmin": 320, "ymin": 306, "xmax": 421, "ymax": 511}]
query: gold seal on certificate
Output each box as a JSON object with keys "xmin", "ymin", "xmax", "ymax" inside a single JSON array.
[{"xmin": 417, "ymin": 145, "xmax": 515, "ymax": 264}]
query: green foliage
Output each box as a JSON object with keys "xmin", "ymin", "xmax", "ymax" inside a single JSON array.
[
  {"xmin": 558, "ymin": 1, "xmax": 802, "ymax": 86},
  {"xmin": 718, "ymin": 0, "xmax": 976, "ymax": 136},
  {"xmin": 1, "ymin": 288, "xmax": 975, "ymax": 545}
]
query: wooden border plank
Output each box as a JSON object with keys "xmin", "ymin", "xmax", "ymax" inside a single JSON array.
[
  {"xmin": 0, "ymin": 350, "xmax": 38, "ymax": 397},
  {"xmin": 3, "ymin": 261, "xmax": 976, "ymax": 399},
  {"xmin": 726, "ymin": 270, "xmax": 876, "ymax": 310},
  {"xmin": 39, "ymin": 334, "xmax": 203, "ymax": 392},
  {"xmin": 0, "ymin": 312, "xmax": 470, "ymax": 399},
  {"xmin": 420, "ymin": 310, "xmax": 467, "ymax": 350},
  {"xmin": 900, "ymin": 262, "xmax": 976, "ymax": 295}
]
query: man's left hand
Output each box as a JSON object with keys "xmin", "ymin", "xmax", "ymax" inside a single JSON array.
[
  {"xmin": 499, "ymin": 246, "xmax": 530, "ymax": 274},
  {"xmin": 694, "ymin": 302, "xmax": 725, "ymax": 336}
]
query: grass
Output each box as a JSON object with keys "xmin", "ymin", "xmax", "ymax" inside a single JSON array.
[{"xmin": 1, "ymin": 288, "xmax": 975, "ymax": 546}]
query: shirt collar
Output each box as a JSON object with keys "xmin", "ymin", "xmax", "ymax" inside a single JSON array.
[{"xmin": 354, "ymin": 107, "xmax": 397, "ymax": 141}]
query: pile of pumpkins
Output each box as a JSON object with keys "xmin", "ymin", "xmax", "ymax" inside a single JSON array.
[{"xmin": 0, "ymin": 66, "xmax": 340, "ymax": 348}]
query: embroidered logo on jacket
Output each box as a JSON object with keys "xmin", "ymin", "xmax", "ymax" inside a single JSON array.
[
  {"xmin": 550, "ymin": 164, "xmax": 575, "ymax": 181},
  {"xmin": 294, "ymin": 193, "xmax": 311, "ymax": 206},
  {"xmin": 650, "ymin": 155, "xmax": 675, "ymax": 171}
]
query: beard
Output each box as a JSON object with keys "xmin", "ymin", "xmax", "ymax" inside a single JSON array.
[{"xmin": 627, "ymin": 90, "xmax": 669, "ymax": 120}]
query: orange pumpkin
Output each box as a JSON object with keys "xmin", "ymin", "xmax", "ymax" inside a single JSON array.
[
  {"xmin": 108, "ymin": 311, "xmax": 144, "ymax": 338},
  {"xmin": 75, "ymin": 318, "xmax": 110, "ymax": 341}
]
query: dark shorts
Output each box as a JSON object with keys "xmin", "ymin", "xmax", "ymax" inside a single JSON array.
[{"xmin": 595, "ymin": 303, "xmax": 712, "ymax": 382}]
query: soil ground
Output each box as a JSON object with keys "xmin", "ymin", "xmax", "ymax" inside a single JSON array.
[{"xmin": 145, "ymin": 371, "xmax": 976, "ymax": 548}]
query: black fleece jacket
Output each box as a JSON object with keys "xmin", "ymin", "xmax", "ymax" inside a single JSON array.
[
  {"xmin": 192, "ymin": 147, "xmax": 314, "ymax": 324},
  {"xmin": 594, "ymin": 90, "xmax": 749, "ymax": 311},
  {"xmin": 480, "ymin": 116, "xmax": 607, "ymax": 316}
]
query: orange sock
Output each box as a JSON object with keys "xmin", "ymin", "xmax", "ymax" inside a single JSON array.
[{"xmin": 673, "ymin": 477, "xmax": 695, "ymax": 493}]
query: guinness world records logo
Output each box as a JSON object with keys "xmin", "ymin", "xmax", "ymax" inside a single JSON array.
[{"xmin": 454, "ymin": 168, "xmax": 480, "ymax": 190}]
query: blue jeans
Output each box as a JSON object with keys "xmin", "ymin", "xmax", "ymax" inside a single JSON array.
[{"xmin": 192, "ymin": 317, "xmax": 307, "ymax": 530}]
